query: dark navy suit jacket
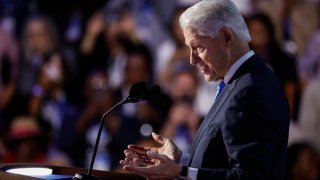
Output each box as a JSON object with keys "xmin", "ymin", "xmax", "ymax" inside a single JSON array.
[{"xmin": 188, "ymin": 55, "xmax": 290, "ymax": 179}]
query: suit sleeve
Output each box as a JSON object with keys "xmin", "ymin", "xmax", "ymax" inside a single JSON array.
[{"xmin": 197, "ymin": 86, "xmax": 282, "ymax": 179}]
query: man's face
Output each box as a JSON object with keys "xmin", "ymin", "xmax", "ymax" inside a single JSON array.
[{"xmin": 183, "ymin": 27, "xmax": 228, "ymax": 82}]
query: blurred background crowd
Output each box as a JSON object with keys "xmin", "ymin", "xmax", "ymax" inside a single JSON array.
[{"xmin": 0, "ymin": 0, "xmax": 319, "ymax": 179}]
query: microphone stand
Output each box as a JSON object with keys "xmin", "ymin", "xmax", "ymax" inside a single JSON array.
[{"xmin": 73, "ymin": 97, "xmax": 128, "ymax": 180}]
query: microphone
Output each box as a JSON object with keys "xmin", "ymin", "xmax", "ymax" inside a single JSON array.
[
  {"xmin": 73, "ymin": 82, "xmax": 161, "ymax": 180},
  {"xmin": 124, "ymin": 82, "xmax": 161, "ymax": 104}
]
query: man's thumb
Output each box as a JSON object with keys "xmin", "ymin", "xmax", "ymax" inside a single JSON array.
[{"xmin": 152, "ymin": 132, "xmax": 165, "ymax": 144}]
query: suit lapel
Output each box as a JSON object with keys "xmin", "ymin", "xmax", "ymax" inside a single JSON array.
[
  {"xmin": 187, "ymin": 55, "xmax": 256, "ymax": 165},
  {"xmin": 188, "ymin": 81, "xmax": 236, "ymax": 165}
]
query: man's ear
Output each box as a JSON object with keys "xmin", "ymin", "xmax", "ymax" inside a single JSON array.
[{"xmin": 220, "ymin": 27, "xmax": 234, "ymax": 47}]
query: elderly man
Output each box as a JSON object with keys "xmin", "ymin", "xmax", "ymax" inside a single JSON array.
[{"xmin": 120, "ymin": 0, "xmax": 290, "ymax": 179}]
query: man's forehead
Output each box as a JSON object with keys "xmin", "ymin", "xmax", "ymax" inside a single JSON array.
[
  {"xmin": 184, "ymin": 29, "xmax": 211, "ymax": 47},
  {"xmin": 183, "ymin": 28, "xmax": 198, "ymax": 46}
]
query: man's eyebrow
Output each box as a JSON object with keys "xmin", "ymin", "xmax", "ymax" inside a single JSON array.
[{"xmin": 188, "ymin": 41, "xmax": 198, "ymax": 49}]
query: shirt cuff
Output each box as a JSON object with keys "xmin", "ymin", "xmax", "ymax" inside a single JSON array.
[
  {"xmin": 188, "ymin": 167, "xmax": 198, "ymax": 180},
  {"xmin": 179, "ymin": 152, "xmax": 190, "ymax": 166}
]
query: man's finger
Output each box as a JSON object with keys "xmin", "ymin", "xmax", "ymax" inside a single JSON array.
[
  {"xmin": 125, "ymin": 158, "xmax": 135, "ymax": 166},
  {"xmin": 128, "ymin": 145, "xmax": 151, "ymax": 154},
  {"xmin": 147, "ymin": 151, "xmax": 171, "ymax": 162},
  {"xmin": 119, "ymin": 159, "xmax": 135, "ymax": 167},
  {"xmin": 119, "ymin": 160, "xmax": 127, "ymax": 166},
  {"xmin": 133, "ymin": 157, "xmax": 153, "ymax": 163},
  {"xmin": 124, "ymin": 156, "xmax": 153, "ymax": 167},
  {"xmin": 124, "ymin": 150, "xmax": 139, "ymax": 158},
  {"xmin": 151, "ymin": 132, "xmax": 166, "ymax": 145},
  {"xmin": 122, "ymin": 165, "xmax": 138, "ymax": 175},
  {"xmin": 128, "ymin": 144, "xmax": 151, "ymax": 151},
  {"xmin": 125, "ymin": 150, "xmax": 148, "ymax": 159},
  {"xmin": 125, "ymin": 153, "xmax": 151, "ymax": 162},
  {"xmin": 133, "ymin": 158, "xmax": 154, "ymax": 166}
]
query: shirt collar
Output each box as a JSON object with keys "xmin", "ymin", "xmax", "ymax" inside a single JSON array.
[{"xmin": 224, "ymin": 50, "xmax": 255, "ymax": 83}]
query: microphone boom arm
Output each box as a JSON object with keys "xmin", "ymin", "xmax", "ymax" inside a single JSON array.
[
  {"xmin": 73, "ymin": 82, "xmax": 160, "ymax": 179},
  {"xmin": 87, "ymin": 97, "xmax": 128, "ymax": 176}
]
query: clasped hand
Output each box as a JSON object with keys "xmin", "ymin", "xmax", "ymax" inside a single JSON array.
[{"xmin": 120, "ymin": 132, "xmax": 183, "ymax": 180}]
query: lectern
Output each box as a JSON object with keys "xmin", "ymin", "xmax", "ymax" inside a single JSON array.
[{"xmin": 0, "ymin": 164, "xmax": 145, "ymax": 180}]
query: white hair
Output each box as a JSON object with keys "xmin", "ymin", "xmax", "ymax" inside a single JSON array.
[{"xmin": 179, "ymin": 0, "xmax": 251, "ymax": 42}]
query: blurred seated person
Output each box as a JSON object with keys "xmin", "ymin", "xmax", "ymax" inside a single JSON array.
[
  {"xmin": 18, "ymin": 15, "xmax": 59, "ymax": 96},
  {"xmin": 3, "ymin": 116, "xmax": 48, "ymax": 163},
  {"xmin": 80, "ymin": 7, "xmax": 141, "ymax": 90},
  {"xmin": 285, "ymin": 143, "xmax": 319, "ymax": 180},
  {"xmin": 76, "ymin": 69, "xmax": 115, "ymax": 134},
  {"xmin": 0, "ymin": 28, "xmax": 19, "ymax": 130},
  {"xmin": 2, "ymin": 115, "xmax": 72, "ymax": 166},
  {"xmin": 115, "ymin": 44, "xmax": 154, "ymax": 119},
  {"xmin": 28, "ymin": 52, "xmax": 79, "ymax": 165},
  {"xmin": 156, "ymin": 7, "xmax": 190, "ymax": 87},
  {"xmin": 17, "ymin": 15, "xmax": 78, "ymax": 106},
  {"xmin": 247, "ymin": 13, "xmax": 299, "ymax": 119},
  {"xmin": 79, "ymin": 10, "xmax": 109, "ymax": 90},
  {"xmin": 255, "ymin": 0, "xmax": 319, "ymax": 56},
  {"xmin": 76, "ymin": 69, "xmax": 116, "ymax": 170}
]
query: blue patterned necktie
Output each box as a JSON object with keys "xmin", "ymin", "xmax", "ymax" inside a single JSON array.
[{"xmin": 215, "ymin": 81, "xmax": 226, "ymax": 100}]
